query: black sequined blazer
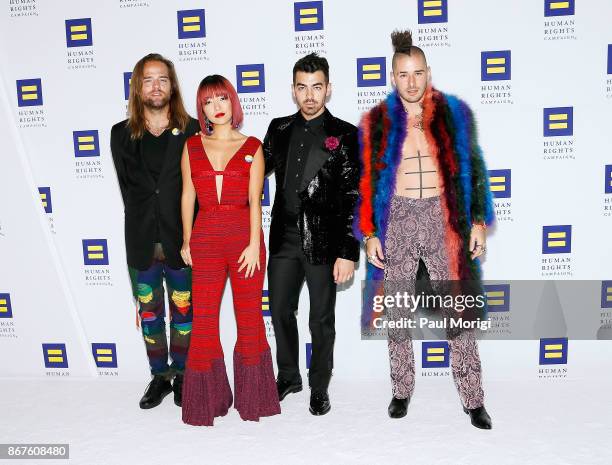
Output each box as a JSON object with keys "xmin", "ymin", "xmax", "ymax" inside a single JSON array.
[{"xmin": 263, "ymin": 109, "xmax": 360, "ymax": 265}]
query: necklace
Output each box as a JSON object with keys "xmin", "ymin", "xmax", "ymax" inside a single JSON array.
[{"xmin": 146, "ymin": 120, "xmax": 168, "ymax": 137}]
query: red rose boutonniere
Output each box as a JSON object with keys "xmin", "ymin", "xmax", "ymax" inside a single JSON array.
[{"xmin": 324, "ymin": 136, "xmax": 340, "ymax": 152}]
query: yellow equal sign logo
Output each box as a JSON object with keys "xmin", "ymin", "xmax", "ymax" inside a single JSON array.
[
  {"xmin": 481, "ymin": 51, "xmax": 511, "ymax": 81},
  {"xmin": 87, "ymin": 245, "xmax": 104, "ymax": 260},
  {"xmin": 43, "ymin": 343, "xmax": 69, "ymax": 368},
  {"xmin": 261, "ymin": 290, "xmax": 270, "ymax": 317},
  {"xmin": 82, "ymin": 239, "xmax": 109, "ymax": 265},
  {"xmin": 0, "ymin": 294, "xmax": 10, "ymax": 317},
  {"xmin": 542, "ymin": 225, "xmax": 571, "ymax": 254},
  {"xmin": 484, "ymin": 284, "xmax": 510, "ymax": 312},
  {"xmin": 92, "ymin": 343, "xmax": 118, "ymax": 367},
  {"xmin": 545, "ymin": 0, "xmax": 574, "ymax": 16}
]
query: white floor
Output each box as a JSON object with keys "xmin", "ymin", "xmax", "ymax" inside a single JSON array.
[{"xmin": 1, "ymin": 377, "xmax": 610, "ymax": 465}]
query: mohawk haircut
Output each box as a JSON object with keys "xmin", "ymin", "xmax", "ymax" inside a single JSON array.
[{"xmin": 390, "ymin": 29, "xmax": 427, "ymax": 69}]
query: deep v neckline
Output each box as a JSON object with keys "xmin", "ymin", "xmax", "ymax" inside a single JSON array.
[
  {"xmin": 200, "ymin": 135, "xmax": 250, "ymax": 173},
  {"xmin": 200, "ymin": 135, "xmax": 250, "ymax": 204}
]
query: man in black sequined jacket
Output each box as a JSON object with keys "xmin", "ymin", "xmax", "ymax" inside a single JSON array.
[{"xmin": 263, "ymin": 53, "xmax": 360, "ymax": 416}]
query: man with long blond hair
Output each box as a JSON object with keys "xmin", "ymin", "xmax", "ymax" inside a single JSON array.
[{"xmin": 111, "ymin": 53, "xmax": 199, "ymax": 409}]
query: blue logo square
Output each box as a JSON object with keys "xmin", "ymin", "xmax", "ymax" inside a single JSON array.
[
  {"xmin": 42, "ymin": 343, "xmax": 69, "ymax": 368},
  {"xmin": 65, "ymin": 18, "xmax": 93, "ymax": 47},
  {"xmin": 422, "ymin": 341, "xmax": 449, "ymax": 368},
  {"xmin": 16, "ymin": 79, "xmax": 43, "ymax": 107},
  {"xmin": 483, "ymin": 284, "xmax": 510, "ymax": 312},
  {"xmin": 261, "ymin": 178, "xmax": 270, "ymax": 206},
  {"xmin": 177, "ymin": 9, "xmax": 206, "ymax": 39},
  {"xmin": 73, "ymin": 130, "xmax": 100, "ymax": 158},
  {"xmin": 357, "ymin": 57, "xmax": 386, "ymax": 87},
  {"xmin": 82, "ymin": 239, "xmax": 109, "ymax": 266},
  {"xmin": 294, "ymin": 1, "xmax": 323, "ymax": 31},
  {"xmin": 542, "ymin": 225, "xmax": 572, "ymax": 254},
  {"xmin": 481, "ymin": 50, "xmax": 511, "ymax": 81},
  {"xmin": 539, "ymin": 337, "xmax": 568, "ymax": 365},
  {"xmin": 543, "ymin": 107, "xmax": 573, "ymax": 137},
  {"xmin": 418, "ymin": 0, "xmax": 448, "ymax": 24},
  {"xmin": 92, "ymin": 343, "xmax": 118, "ymax": 368},
  {"xmin": 605, "ymin": 165, "xmax": 612, "ymax": 194},
  {"xmin": 123, "ymin": 72, "xmax": 132, "ymax": 100},
  {"xmin": 236, "ymin": 64, "xmax": 265, "ymax": 93},
  {"xmin": 488, "ymin": 169, "xmax": 511, "ymax": 199}
]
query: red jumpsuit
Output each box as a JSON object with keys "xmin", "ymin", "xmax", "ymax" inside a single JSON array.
[{"xmin": 182, "ymin": 135, "xmax": 280, "ymax": 426}]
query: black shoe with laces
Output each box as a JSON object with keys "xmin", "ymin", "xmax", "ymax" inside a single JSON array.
[{"xmin": 139, "ymin": 375, "xmax": 172, "ymax": 409}]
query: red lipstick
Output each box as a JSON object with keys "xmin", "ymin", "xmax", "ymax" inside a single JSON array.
[{"xmin": 215, "ymin": 112, "xmax": 225, "ymax": 118}]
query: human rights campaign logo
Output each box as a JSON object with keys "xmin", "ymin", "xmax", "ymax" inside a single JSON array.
[
  {"xmin": 357, "ymin": 58, "xmax": 386, "ymax": 87},
  {"xmin": 601, "ymin": 281, "xmax": 612, "ymax": 309},
  {"xmin": 42, "ymin": 343, "xmax": 68, "ymax": 368},
  {"xmin": 421, "ymin": 341, "xmax": 449, "ymax": 368},
  {"xmin": 65, "ymin": 18, "xmax": 93, "ymax": 47},
  {"xmin": 73, "ymin": 130, "xmax": 100, "ymax": 157},
  {"xmin": 123, "ymin": 72, "xmax": 132, "ymax": 100},
  {"xmin": 483, "ymin": 284, "xmax": 510, "ymax": 312},
  {"xmin": 0, "ymin": 293, "xmax": 12, "ymax": 319},
  {"xmin": 488, "ymin": 169, "xmax": 511, "ymax": 199},
  {"xmin": 544, "ymin": 0, "xmax": 574, "ymax": 17},
  {"xmin": 38, "ymin": 187, "xmax": 52, "ymax": 213},
  {"xmin": 261, "ymin": 290, "xmax": 270, "ymax": 317},
  {"xmin": 177, "ymin": 9, "xmax": 206, "ymax": 39},
  {"xmin": 542, "ymin": 225, "xmax": 572, "ymax": 254},
  {"xmin": 294, "ymin": 1, "xmax": 323, "ymax": 31},
  {"xmin": 82, "ymin": 239, "xmax": 109, "ymax": 265},
  {"xmin": 605, "ymin": 165, "xmax": 612, "ymax": 194},
  {"xmin": 607, "ymin": 45, "xmax": 612, "ymax": 75},
  {"xmin": 543, "ymin": 107, "xmax": 573, "ymax": 137},
  {"xmin": 261, "ymin": 178, "xmax": 270, "ymax": 206},
  {"xmin": 539, "ymin": 337, "xmax": 568, "ymax": 365},
  {"xmin": 16, "ymin": 79, "xmax": 43, "ymax": 107},
  {"xmin": 92, "ymin": 343, "xmax": 118, "ymax": 368},
  {"xmin": 236, "ymin": 64, "xmax": 265, "ymax": 93},
  {"xmin": 305, "ymin": 342, "xmax": 312, "ymax": 368},
  {"xmin": 481, "ymin": 51, "xmax": 511, "ymax": 81},
  {"xmin": 418, "ymin": 0, "xmax": 448, "ymax": 24}
]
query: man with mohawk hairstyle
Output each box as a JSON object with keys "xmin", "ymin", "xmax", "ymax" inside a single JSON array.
[{"xmin": 353, "ymin": 30, "xmax": 495, "ymax": 429}]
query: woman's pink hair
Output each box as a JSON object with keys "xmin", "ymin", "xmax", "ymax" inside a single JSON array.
[{"xmin": 196, "ymin": 74, "xmax": 243, "ymax": 135}]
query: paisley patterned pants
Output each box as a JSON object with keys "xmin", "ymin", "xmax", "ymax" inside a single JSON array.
[{"xmin": 384, "ymin": 195, "xmax": 484, "ymax": 409}]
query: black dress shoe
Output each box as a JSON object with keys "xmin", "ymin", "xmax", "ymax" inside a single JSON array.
[
  {"xmin": 463, "ymin": 405, "xmax": 492, "ymax": 429},
  {"xmin": 276, "ymin": 378, "xmax": 303, "ymax": 401},
  {"xmin": 309, "ymin": 390, "xmax": 331, "ymax": 416},
  {"xmin": 173, "ymin": 374, "xmax": 183, "ymax": 407},
  {"xmin": 388, "ymin": 396, "xmax": 409, "ymax": 418},
  {"xmin": 139, "ymin": 375, "xmax": 172, "ymax": 409}
]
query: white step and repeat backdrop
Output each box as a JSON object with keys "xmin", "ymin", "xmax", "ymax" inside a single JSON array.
[{"xmin": 1, "ymin": 0, "xmax": 611, "ymax": 385}]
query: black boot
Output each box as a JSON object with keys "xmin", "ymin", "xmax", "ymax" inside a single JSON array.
[
  {"xmin": 388, "ymin": 397, "xmax": 409, "ymax": 419},
  {"xmin": 276, "ymin": 378, "xmax": 303, "ymax": 401},
  {"xmin": 463, "ymin": 405, "xmax": 492, "ymax": 429},
  {"xmin": 309, "ymin": 389, "xmax": 331, "ymax": 416},
  {"xmin": 139, "ymin": 375, "xmax": 172, "ymax": 409},
  {"xmin": 173, "ymin": 374, "xmax": 183, "ymax": 407}
]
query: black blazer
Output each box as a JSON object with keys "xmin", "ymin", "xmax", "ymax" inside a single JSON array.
[
  {"xmin": 263, "ymin": 109, "xmax": 360, "ymax": 265},
  {"xmin": 110, "ymin": 118, "xmax": 200, "ymax": 270}
]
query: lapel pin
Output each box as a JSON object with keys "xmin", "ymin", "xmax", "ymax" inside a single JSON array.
[
  {"xmin": 171, "ymin": 128, "xmax": 180, "ymax": 136},
  {"xmin": 244, "ymin": 154, "xmax": 254, "ymax": 163}
]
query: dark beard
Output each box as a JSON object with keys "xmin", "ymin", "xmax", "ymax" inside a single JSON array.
[{"xmin": 143, "ymin": 95, "xmax": 170, "ymax": 110}]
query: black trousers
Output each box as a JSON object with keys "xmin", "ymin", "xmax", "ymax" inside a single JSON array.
[{"xmin": 268, "ymin": 223, "xmax": 336, "ymax": 391}]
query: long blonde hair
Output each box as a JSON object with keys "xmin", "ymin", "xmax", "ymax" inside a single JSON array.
[{"xmin": 127, "ymin": 53, "xmax": 190, "ymax": 140}]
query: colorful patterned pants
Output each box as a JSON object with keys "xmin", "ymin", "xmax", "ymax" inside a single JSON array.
[
  {"xmin": 129, "ymin": 258, "xmax": 192, "ymax": 378},
  {"xmin": 384, "ymin": 195, "xmax": 485, "ymax": 409}
]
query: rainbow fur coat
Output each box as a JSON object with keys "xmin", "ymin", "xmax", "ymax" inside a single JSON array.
[{"xmin": 353, "ymin": 87, "xmax": 495, "ymax": 284}]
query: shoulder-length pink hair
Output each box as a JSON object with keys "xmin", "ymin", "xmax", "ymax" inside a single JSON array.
[{"xmin": 196, "ymin": 75, "xmax": 244, "ymax": 135}]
